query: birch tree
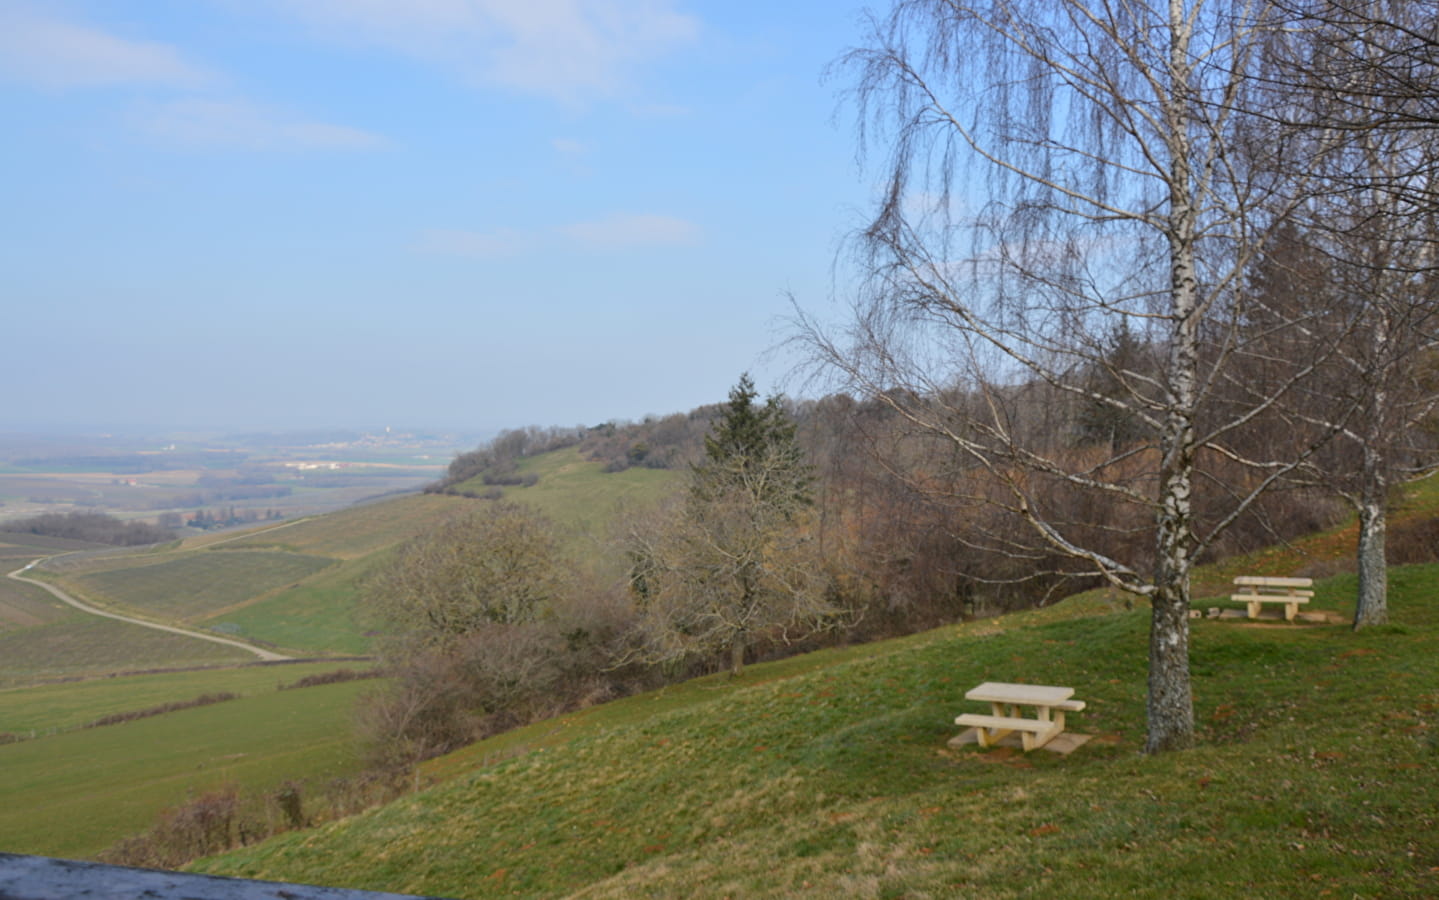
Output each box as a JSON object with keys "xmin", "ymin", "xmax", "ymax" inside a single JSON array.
[
  {"xmin": 1263, "ymin": 0, "xmax": 1439, "ymax": 628},
  {"xmin": 802, "ymin": 0, "xmax": 1352, "ymax": 752}
]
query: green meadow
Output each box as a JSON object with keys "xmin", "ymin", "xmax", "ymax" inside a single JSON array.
[
  {"xmin": 10, "ymin": 449, "xmax": 1436, "ymax": 897},
  {"xmin": 0, "ymin": 677, "xmax": 375, "ymax": 861}
]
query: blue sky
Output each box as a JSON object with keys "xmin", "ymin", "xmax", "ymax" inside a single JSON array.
[{"xmin": 1, "ymin": 0, "xmax": 876, "ymax": 433}]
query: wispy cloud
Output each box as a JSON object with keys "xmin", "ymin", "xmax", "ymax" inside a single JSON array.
[
  {"xmin": 417, "ymin": 227, "xmax": 533, "ymax": 259},
  {"xmin": 0, "ymin": 4, "xmax": 214, "ymax": 89},
  {"xmin": 132, "ymin": 99, "xmax": 389, "ymax": 151},
  {"xmin": 0, "ymin": 5, "xmax": 388, "ymax": 152},
  {"xmin": 559, "ymin": 213, "xmax": 700, "ymax": 248},
  {"xmin": 420, "ymin": 212, "xmax": 701, "ymax": 259},
  {"xmin": 552, "ymin": 138, "xmax": 589, "ymax": 156},
  {"xmin": 260, "ymin": 0, "xmax": 699, "ymax": 102}
]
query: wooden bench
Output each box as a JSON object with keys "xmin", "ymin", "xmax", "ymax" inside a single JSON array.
[
  {"xmin": 954, "ymin": 682, "xmax": 1085, "ymax": 751},
  {"xmin": 1231, "ymin": 576, "xmax": 1313, "ymax": 621}
]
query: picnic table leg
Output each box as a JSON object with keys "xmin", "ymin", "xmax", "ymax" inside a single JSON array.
[
  {"xmin": 1284, "ymin": 600, "xmax": 1297, "ymax": 621},
  {"xmin": 975, "ymin": 702, "xmax": 1016, "ymax": 748},
  {"xmin": 1024, "ymin": 706, "xmax": 1064, "ymax": 751}
]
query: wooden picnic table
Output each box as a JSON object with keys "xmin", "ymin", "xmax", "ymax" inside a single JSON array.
[
  {"xmin": 1231, "ymin": 576, "xmax": 1313, "ymax": 621},
  {"xmin": 955, "ymin": 682, "xmax": 1084, "ymax": 751}
]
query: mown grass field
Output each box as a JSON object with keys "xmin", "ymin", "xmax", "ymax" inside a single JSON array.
[
  {"xmin": 0, "ymin": 677, "xmax": 375, "ymax": 860},
  {"xmin": 192, "ymin": 571, "xmax": 1438, "ymax": 898}
]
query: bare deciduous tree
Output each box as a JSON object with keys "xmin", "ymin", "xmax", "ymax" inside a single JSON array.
[
  {"xmin": 1262, "ymin": 0, "xmax": 1439, "ymax": 628},
  {"xmin": 366, "ymin": 502, "xmax": 567, "ymax": 651},
  {"xmin": 801, "ymin": 0, "xmax": 1354, "ymax": 752},
  {"xmin": 625, "ymin": 376, "xmax": 840, "ymax": 676}
]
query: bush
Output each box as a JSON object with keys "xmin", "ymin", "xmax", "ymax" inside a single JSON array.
[
  {"xmin": 82, "ymin": 692, "xmax": 239, "ymax": 729},
  {"xmin": 359, "ymin": 579, "xmax": 644, "ymax": 768},
  {"xmin": 277, "ymin": 668, "xmax": 380, "ymax": 691},
  {"xmin": 100, "ymin": 787, "xmax": 246, "ymax": 870}
]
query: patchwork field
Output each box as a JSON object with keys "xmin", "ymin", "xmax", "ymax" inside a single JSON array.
[{"xmin": 7, "ymin": 451, "xmax": 679, "ymax": 669}]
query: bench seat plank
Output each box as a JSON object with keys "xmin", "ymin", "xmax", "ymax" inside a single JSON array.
[
  {"xmin": 955, "ymin": 712, "xmax": 1067, "ymax": 751},
  {"xmin": 1233, "ymin": 576, "xmax": 1313, "ymax": 588},
  {"xmin": 954, "ymin": 713, "xmax": 1054, "ymax": 732}
]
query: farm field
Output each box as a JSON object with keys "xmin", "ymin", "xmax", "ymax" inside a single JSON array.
[
  {"xmin": 64, "ymin": 551, "xmax": 336, "ymax": 622},
  {"xmin": 200, "ymin": 556, "xmax": 387, "ymax": 656},
  {"xmin": 0, "ymin": 676, "xmax": 375, "ymax": 861},
  {"xmin": 216, "ymin": 494, "xmax": 463, "ymax": 559},
  {"xmin": 192, "ymin": 568, "xmax": 1439, "ymax": 899},
  {"xmin": 0, "ymin": 659, "xmax": 371, "ymax": 736},
  {"xmin": 10, "ymin": 449, "xmax": 679, "ymax": 667},
  {"xmin": 16, "ymin": 501, "xmax": 456, "ymax": 663},
  {"xmin": 0, "ymin": 615, "xmax": 255, "ymax": 688}
]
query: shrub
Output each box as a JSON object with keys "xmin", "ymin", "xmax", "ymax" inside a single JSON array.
[
  {"xmin": 82, "ymin": 692, "xmax": 240, "ymax": 729},
  {"xmin": 100, "ymin": 787, "xmax": 247, "ymax": 870},
  {"xmin": 277, "ymin": 668, "xmax": 380, "ymax": 691}
]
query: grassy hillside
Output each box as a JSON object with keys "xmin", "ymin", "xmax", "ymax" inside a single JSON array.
[
  {"xmin": 14, "ymin": 495, "xmax": 466, "ymax": 663},
  {"xmin": 190, "ymin": 567, "xmax": 1438, "ymax": 898},
  {"xmin": 458, "ymin": 446, "xmax": 679, "ymax": 532},
  {"xmin": 0, "ymin": 675, "xmax": 375, "ymax": 860},
  {"xmin": 213, "ymin": 494, "xmax": 461, "ymax": 559},
  {"xmin": 11, "ymin": 454, "xmax": 678, "ymax": 666}
]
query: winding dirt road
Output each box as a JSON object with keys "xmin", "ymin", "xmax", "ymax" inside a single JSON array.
[{"xmin": 6, "ymin": 560, "xmax": 290, "ymax": 662}]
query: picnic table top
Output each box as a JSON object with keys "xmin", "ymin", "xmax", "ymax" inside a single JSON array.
[{"xmin": 965, "ymin": 682, "xmax": 1074, "ymax": 705}]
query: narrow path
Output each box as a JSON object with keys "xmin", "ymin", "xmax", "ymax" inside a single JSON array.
[{"xmin": 6, "ymin": 560, "xmax": 291, "ymax": 662}]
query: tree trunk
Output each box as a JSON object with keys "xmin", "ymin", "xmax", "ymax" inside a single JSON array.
[
  {"xmin": 1148, "ymin": 454, "xmax": 1197, "ymax": 753},
  {"xmin": 1353, "ymin": 444, "xmax": 1389, "ymax": 628},
  {"xmin": 729, "ymin": 636, "xmax": 746, "ymax": 677},
  {"xmin": 1147, "ymin": 16, "xmax": 1198, "ymax": 754}
]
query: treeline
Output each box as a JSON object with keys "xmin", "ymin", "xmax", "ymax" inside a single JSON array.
[
  {"xmin": 171, "ymin": 508, "xmax": 285, "ymax": 531},
  {"xmin": 426, "ymin": 410, "xmax": 729, "ymax": 499},
  {"xmin": 426, "ymin": 425, "xmax": 587, "ymax": 495},
  {"xmin": 367, "ymin": 371, "xmax": 1353, "ymax": 767},
  {"xmin": 3, "ymin": 511, "xmax": 176, "ymax": 547},
  {"xmin": 578, "ymin": 407, "xmax": 722, "ymax": 472}
]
